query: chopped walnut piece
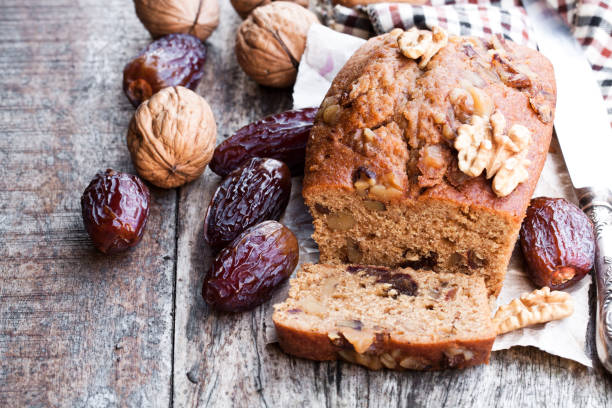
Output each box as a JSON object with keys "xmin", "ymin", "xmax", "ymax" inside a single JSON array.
[
  {"xmin": 455, "ymin": 115, "xmax": 492, "ymax": 177},
  {"xmin": 493, "ymin": 287, "xmax": 574, "ymax": 335},
  {"xmin": 326, "ymin": 212, "xmax": 356, "ymax": 231},
  {"xmin": 397, "ymin": 26, "xmax": 448, "ymax": 69},
  {"xmin": 468, "ymin": 86, "xmax": 494, "ymax": 117},
  {"xmin": 491, "ymin": 52, "xmax": 532, "ymax": 89},
  {"xmin": 353, "ymin": 166, "xmax": 376, "ymax": 196},
  {"xmin": 445, "ymin": 346, "xmax": 474, "ymax": 363},
  {"xmin": 337, "ymin": 350, "xmax": 383, "ymax": 370},
  {"xmin": 356, "ymin": 171, "xmax": 403, "ymax": 201},
  {"xmin": 449, "ymin": 88, "xmax": 474, "ymax": 123},
  {"xmin": 380, "ymin": 353, "xmax": 397, "ymax": 369},
  {"xmin": 323, "ymin": 104, "xmax": 340, "ymax": 124},
  {"xmin": 399, "ymin": 355, "xmax": 429, "ymax": 370},
  {"xmin": 492, "ymin": 154, "xmax": 530, "ymax": 196},
  {"xmin": 417, "ymin": 144, "xmax": 451, "ymax": 188},
  {"xmin": 529, "ymin": 91, "xmax": 554, "ymax": 124},
  {"xmin": 298, "ymin": 295, "xmax": 327, "ymax": 317},
  {"xmin": 382, "ymin": 172, "xmax": 402, "ymax": 189},
  {"xmin": 454, "ymin": 109, "xmax": 531, "ymax": 197},
  {"xmin": 337, "ymin": 326, "xmax": 375, "ymax": 354},
  {"xmin": 370, "ymin": 184, "xmax": 403, "ymax": 201},
  {"xmin": 363, "ymin": 128, "xmax": 376, "ymax": 142}
]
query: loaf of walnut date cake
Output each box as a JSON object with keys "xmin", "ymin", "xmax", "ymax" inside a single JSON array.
[
  {"xmin": 303, "ymin": 28, "xmax": 556, "ymax": 296},
  {"xmin": 273, "ymin": 263, "xmax": 496, "ymax": 370}
]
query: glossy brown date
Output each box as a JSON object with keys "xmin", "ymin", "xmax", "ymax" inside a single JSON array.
[
  {"xmin": 209, "ymin": 107, "xmax": 317, "ymax": 177},
  {"xmin": 520, "ymin": 197, "xmax": 595, "ymax": 290},
  {"xmin": 204, "ymin": 157, "xmax": 291, "ymax": 250},
  {"xmin": 123, "ymin": 33, "xmax": 207, "ymax": 107},
  {"xmin": 81, "ymin": 169, "xmax": 150, "ymax": 254},
  {"xmin": 203, "ymin": 221, "xmax": 299, "ymax": 312}
]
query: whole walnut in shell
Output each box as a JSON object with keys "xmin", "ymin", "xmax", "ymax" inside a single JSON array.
[
  {"xmin": 230, "ymin": 0, "xmax": 308, "ymax": 19},
  {"xmin": 134, "ymin": 0, "xmax": 220, "ymax": 42},
  {"xmin": 235, "ymin": 2, "xmax": 319, "ymax": 88},
  {"xmin": 127, "ymin": 86, "xmax": 217, "ymax": 188}
]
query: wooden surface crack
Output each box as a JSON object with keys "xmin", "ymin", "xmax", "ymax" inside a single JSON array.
[
  {"xmin": 251, "ymin": 312, "xmax": 269, "ymax": 408},
  {"xmin": 169, "ymin": 188, "xmax": 180, "ymax": 408}
]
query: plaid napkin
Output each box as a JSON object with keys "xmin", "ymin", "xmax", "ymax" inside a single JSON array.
[{"xmin": 331, "ymin": 0, "xmax": 612, "ymax": 125}]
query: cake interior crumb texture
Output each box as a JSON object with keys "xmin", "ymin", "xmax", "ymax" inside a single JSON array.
[
  {"xmin": 310, "ymin": 192, "xmax": 516, "ymax": 297},
  {"xmin": 273, "ymin": 264, "xmax": 496, "ymax": 370}
]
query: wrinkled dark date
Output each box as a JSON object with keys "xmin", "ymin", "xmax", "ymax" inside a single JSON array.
[
  {"xmin": 520, "ymin": 197, "xmax": 595, "ymax": 290},
  {"xmin": 203, "ymin": 221, "xmax": 299, "ymax": 312},
  {"xmin": 209, "ymin": 107, "xmax": 318, "ymax": 177},
  {"xmin": 81, "ymin": 169, "xmax": 150, "ymax": 254},
  {"xmin": 204, "ymin": 157, "xmax": 292, "ymax": 250},
  {"xmin": 123, "ymin": 33, "xmax": 207, "ymax": 107}
]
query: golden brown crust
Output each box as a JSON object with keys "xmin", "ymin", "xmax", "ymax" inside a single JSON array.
[
  {"xmin": 275, "ymin": 322, "xmax": 495, "ymax": 370},
  {"xmin": 303, "ymin": 31, "xmax": 556, "ymax": 220}
]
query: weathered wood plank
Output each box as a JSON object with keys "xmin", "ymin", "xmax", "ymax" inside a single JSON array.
[
  {"xmin": 171, "ymin": 2, "xmax": 297, "ymax": 405},
  {"xmin": 2, "ymin": 0, "xmax": 612, "ymax": 406},
  {"xmin": 0, "ymin": 1, "xmax": 175, "ymax": 406},
  {"xmin": 173, "ymin": 2, "xmax": 612, "ymax": 408}
]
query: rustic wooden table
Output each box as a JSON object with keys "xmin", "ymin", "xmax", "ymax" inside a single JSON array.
[{"xmin": 1, "ymin": 0, "xmax": 611, "ymax": 407}]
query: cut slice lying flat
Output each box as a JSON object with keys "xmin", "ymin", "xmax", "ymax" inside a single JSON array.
[{"xmin": 273, "ymin": 263, "xmax": 496, "ymax": 370}]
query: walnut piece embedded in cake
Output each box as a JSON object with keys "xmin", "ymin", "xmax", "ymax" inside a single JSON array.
[
  {"xmin": 454, "ymin": 108, "xmax": 531, "ymax": 197},
  {"xmin": 397, "ymin": 26, "xmax": 448, "ymax": 69}
]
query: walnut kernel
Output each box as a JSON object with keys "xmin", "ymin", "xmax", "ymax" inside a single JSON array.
[
  {"xmin": 363, "ymin": 128, "xmax": 376, "ymax": 142},
  {"xmin": 397, "ymin": 26, "xmax": 448, "ymax": 68},
  {"xmin": 493, "ymin": 287, "xmax": 574, "ymax": 334},
  {"xmin": 453, "ymin": 109, "xmax": 531, "ymax": 197},
  {"xmin": 326, "ymin": 212, "xmax": 356, "ymax": 231},
  {"xmin": 323, "ymin": 104, "xmax": 341, "ymax": 125}
]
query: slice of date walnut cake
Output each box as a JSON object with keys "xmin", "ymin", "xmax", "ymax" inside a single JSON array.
[
  {"xmin": 273, "ymin": 263, "xmax": 497, "ymax": 370},
  {"xmin": 302, "ymin": 27, "xmax": 556, "ymax": 297}
]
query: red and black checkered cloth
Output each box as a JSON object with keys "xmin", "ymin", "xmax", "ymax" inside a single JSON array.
[{"xmin": 330, "ymin": 0, "xmax": 612, "ymax": 126}]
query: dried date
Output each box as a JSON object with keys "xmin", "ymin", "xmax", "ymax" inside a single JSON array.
[
  {"xmin": 209, "ymin": 107, "xmax": 317, "ymax": 177},
  {"xmin": 203, "ymin": 221, "xmax": 299, "ymax": 312},
  {"xmin": 204, "ymin": 157, "xmax": 291, "ymax": 250},
  {"xmin": 520, "ymin": 197, "xmax": 595, "ymax": 290},
  {"xmin": 81, "ymin": 169, "xmax": 150, "ymax": 254},
  {"xmin": 123, "ymin": 33, "xmax": 207, "ymax": 107}
]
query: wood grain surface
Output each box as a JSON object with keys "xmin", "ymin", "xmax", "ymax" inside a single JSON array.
[
  {"xmin": 1, "ymin": 0, "xmax": 611, "ymax": 407},
  {"xmin": 0, "ymin": 1, "xmax": 176, "ymax": 406}
]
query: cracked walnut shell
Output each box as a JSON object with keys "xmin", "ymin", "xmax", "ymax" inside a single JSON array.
[
  {"xmin": 134, "ymin": 0, "xmax": 220, "ymax": 42},
  {"xmin": 230, "ymin": 0, "xmax": 308, "ymax": 19},
  {"xmin": 235, "ymin": 2, "xmax": 319, "ymax": 88},
  {"xmin": 127, "ymin": 86, "xmax": 216, "ymax": 189}
]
